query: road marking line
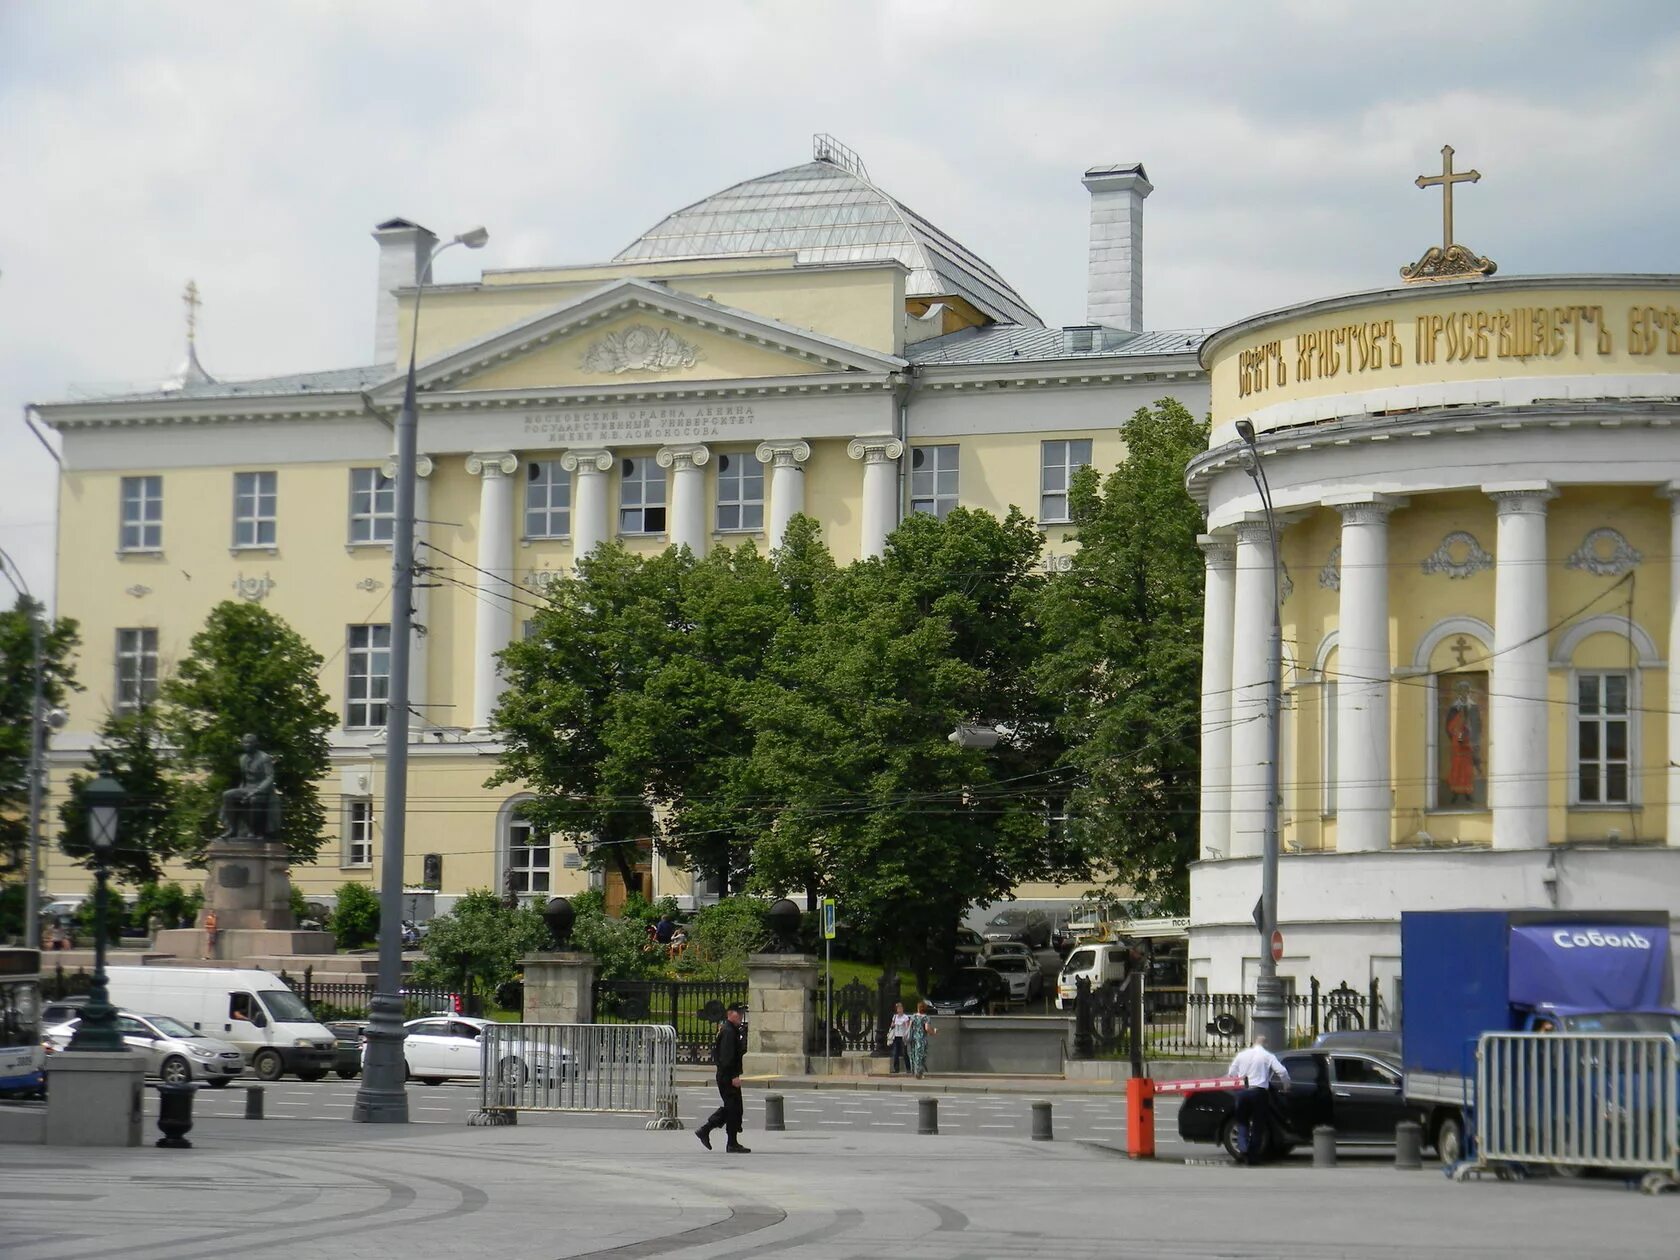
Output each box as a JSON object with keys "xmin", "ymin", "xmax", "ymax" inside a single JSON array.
[{"xmin": 979, "ymin": 1123, "xmax": 1014, "ymax": 1129}]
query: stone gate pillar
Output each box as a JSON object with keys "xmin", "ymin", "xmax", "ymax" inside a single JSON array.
[
  {"xmin": 520, "ymin": 952, "xmax": 597, "ymax": 1024},
  {"xmin": 743, "ymin": 952, "xmax": 817, "ymax": 1077}
]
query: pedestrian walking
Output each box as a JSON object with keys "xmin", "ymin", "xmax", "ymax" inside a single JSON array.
[
  {"xmin": 907, "ymin": 1000, "xmax": 937, "ymax": 1079},
  {"xmin": 887, "ymin": 1001, "xmax": 912, "ymax": 1074},
  {"xmin": 696, "ymin": 1003, "xmax": 750, "ymax": 1153},
  {"xmin": 1225, "ymin": 1033, "xmax": 1290, "ymax": 1165}
]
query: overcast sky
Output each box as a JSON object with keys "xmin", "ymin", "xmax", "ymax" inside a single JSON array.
[{"xmin": 3, "ymin": 0, "xmax": 1677, "ymax": 605}]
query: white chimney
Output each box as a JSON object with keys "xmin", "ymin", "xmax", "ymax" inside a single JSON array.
[
  {"xmin": 1082, "ymin": 164, "xmax": 1152, "ymax": 332},
  {"xmin": 372, "ymin": 217, "xmax": 439, "ymax": 365}
]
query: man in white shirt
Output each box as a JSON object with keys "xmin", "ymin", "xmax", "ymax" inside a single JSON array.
[{"xmin": 1226, "ymin": 1034, "xmax": 1291, "ymax": 1164}]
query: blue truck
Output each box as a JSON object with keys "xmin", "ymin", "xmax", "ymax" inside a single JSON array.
[{"xmin": 1401, "ymin": 909, "xmax": 1679, "ymax": 1164}]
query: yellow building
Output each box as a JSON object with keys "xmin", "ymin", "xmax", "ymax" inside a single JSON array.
[
  {"xmin": 32, "ymin": 141, "xmax": 1208, "ymax": 911},
  {"xmin": 1189, "ymin": 205, "xmax": 1680, "ymax": 1003}
]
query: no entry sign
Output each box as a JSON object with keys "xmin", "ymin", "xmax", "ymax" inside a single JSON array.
[{"xmin": 1270, "ymin": 930, "xmax": 1284, "ymax": 962}]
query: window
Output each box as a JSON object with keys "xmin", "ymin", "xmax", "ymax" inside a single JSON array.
[
  {"xmin": 1576, "ymin": 671, "xmax": 1631, "ymax": 804},
  {"xmin": 349, "ymin": 467, "xmax": 394, "ymax": 544},
  {"xmin": 524, "ymin": 460, "xmax": 570, "ymax": 538},
  {"xmin": 1321, "ymin": 681, "xmax": 1338, "ymax": 817},
  {"xmin": 715, "ymin": 452, "xmax": 764, "ymax": 532},
  {"xmin": 507, "ymin": 818, "xmax": 552, "ymax": 896},
  {"xmin": 910, "ymin": 445, "xmax": 959, "ymax": 519},
  {"xmin": 233, "ymin": 471, "xmax": 278, "ymax": 548},
  {"xmin": 344, "ymin": 801, "xmax": 374, "ymax": 867},
  {"xmin": 619, "ymin": 456, "xmax": 666, "ymax": 534},
  {"xmin": 1331, "ymin": 1056, "xmax": 1400, "ymax": 1088},
  {"xmin": 345, "ymin": 624, "xmax": 391, "ymax": 728},
  {"xmin": 115, "ymin": 628, "xmax": 159, "ymax": 715},
  {"xmin": 120, "ymin": 475, "xmax": 163, "ymax": 551},
  {"xmin": 1039, "ymin": 439, "xmax": 1092, "ymax": 523}
]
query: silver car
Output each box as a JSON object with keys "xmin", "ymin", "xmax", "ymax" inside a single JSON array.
[{"xmin": 45, "ymin": 1011, "xmax": 246, "ymax": 1086}]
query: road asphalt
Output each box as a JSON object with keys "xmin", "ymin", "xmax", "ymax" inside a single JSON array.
[{"xmin": 3, "ymin": 1078, "xmax": 1675, "ymax": 1260}]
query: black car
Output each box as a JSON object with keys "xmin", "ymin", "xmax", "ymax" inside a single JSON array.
[
  {"xmin": 1177, "ymin": 1049, "xmax": 1423, "ymax": 1162},
  {"xmin": 1311, "ymin": 1029, "xmax": 1402, "ymax": 1057},
  {"xmin": 926, "ymin": 967, "xmax": 1010, "ymax": 1015},
  {"xmin": 325, "ymin": 1020, "xmax": 369, "ymax": 1079},
  {"xmin": 982, "ymin": 908, "xmax": 1052, "ymax": 950}
]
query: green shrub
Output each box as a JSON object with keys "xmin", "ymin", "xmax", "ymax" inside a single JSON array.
[
  {"xmin": 329, "ymin": 882, "xmax": 380, "ymax": 949},
  {"xmin": 132, "ymin": 881, "xmax": 199, "ymax": 931},
  {"xmin": 672, "ymin": 896, "xmax": 768, "ymax": 981}
]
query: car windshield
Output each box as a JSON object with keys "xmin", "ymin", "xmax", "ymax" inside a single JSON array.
[
  {"xmin": 990, "ymin": 957, "xmax": 1027, "ymax": 972},
  {"xmin": 142, "ymin": 1014, "xmax": 197, "ymax": 1038},
  {"xmin": 931, "ymin": 975, "xmax": 984, "ymax": 999},
  {"xmin": 1062, "ymin": 949, "xmax": 1096, "ymax": 975},
  {"xmin": 988, "ymin": 911, "xmax": 1026, "ymax": 927},
  {"xmin": 259, "ymin": 990, "xmax": 315, "ymax": 1023},
  {"xmin": 1561, "ymin": 1011, "xmax": 1680, "ymax": 1035}
]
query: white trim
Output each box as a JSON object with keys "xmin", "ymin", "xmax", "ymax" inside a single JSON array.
[
  {"xmin": 1551, "ymin": 613, "xmax": 1663, "ymax": 668},
  {"xmin": 1411, "ymin": 616, "xmax": 1495, "ymax": 673},
  {"xmin": 1313, "ymin": 629, "xmax": 1340, "ymax": 679},
  {"xmin": 1567, "ymin": 668, "xmax": 1640, "ymax": 809}
]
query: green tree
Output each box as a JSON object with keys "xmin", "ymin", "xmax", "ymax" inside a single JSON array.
[
  {"xmin": 328, "ymin": 881, "xmax": 380, "ymax": 949},
  {"xmin": 161, "ymin": 602, "xmax": 335, "ymax": 864},
  {"xmin": 414, "ymin": 889, "xmax": 551, "ymax": 1003},
  {"xmin": 561, "ymin": 889, "xmax": 668, "ymax": 981},
  {"xmin": 0, "ymin": 595, "xmax": 79, "ymax": 876},
  {"xmin": 1034, "ymin": 398, "xmax": 1210, "ymax": 911},
  {"xmin": 58, "ymin": 705, "xmax": 185, "ymax": 885},
  {"xmin": 672, "ymin": 895, "xmax": 768, "ymax": 981},
  {"xmin": 133, "ymin": 880, "xmax": 200, "ymax": 931}
]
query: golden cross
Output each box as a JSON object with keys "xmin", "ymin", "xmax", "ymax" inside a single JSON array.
[
  {"xmin": 182, "ymin": 279, "xmax": 202, "ymax": 344},
  {"xmin": 1415, "ymin": 145, "xmax": 1480, "ymax": 251}
]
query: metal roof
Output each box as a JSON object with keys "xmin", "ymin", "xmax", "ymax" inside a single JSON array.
[
  {"xmin": 907, "ymin": 324, "xmax": 1211, "ymax": 366},
  {"xmin": 62, "ymin": 363, "xmax": 387, "ymax": 405},
  {"xmin": 616, "ymin": 159, "xmax": 1042, "ymax": 328}
]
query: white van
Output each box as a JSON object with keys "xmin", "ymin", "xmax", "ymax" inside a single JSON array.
[
  {"xmin": 105, "ymin": 967, "xmax": 336, "ymax": 1082},
  {"xmin": 1055, "ymin": 943, "xmax": 1134, "ymax": 1011}
]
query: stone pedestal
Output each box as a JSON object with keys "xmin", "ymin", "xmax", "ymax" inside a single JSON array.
[
  {"xmin": 520, "ymin": 952, "xmax": 597, "ymax": 1024},
  {"xmin": 153, "ymin": 927, "xmax": 336, "ymax": 960},
  {"xmin": 743, "ymin": 952, "xmax": 817, "ymax": 1077},
  {"xmin": 200, "ymin": 839, "xmax": 294, "ymax": 930},
  {"xmin": 44, "ymin": 1051, "xmax": 146, "ymax": 1147}
]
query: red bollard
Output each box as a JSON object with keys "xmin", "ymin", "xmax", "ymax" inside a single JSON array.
[{"xmin": 1126, "ymin": 1076, "xmax": 1155, "ymax": 1159}]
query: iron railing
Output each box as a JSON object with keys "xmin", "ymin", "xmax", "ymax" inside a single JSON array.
[
  {"xmin": 278, "ymin": 966, "xmax": 463, "ymax": 1021},
  {"xmin": 474, "ymin": 1022, "xmax": 680, "ymax": 1128},
  {"xmin": 808, "ymin": 974, "xmax": 899, "ymax": 1055},
  {"xmin": 591, "ymin": 979, "xmax": 745, "ymax": 1065}
]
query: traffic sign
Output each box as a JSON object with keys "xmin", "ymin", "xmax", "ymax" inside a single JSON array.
[
  {"xmin": 1270, "ymin": 929, "xmax": 1284, "ymax": 962},
  {"xmin": 821, "ymin": 898, "xmax": 837, "ymax": 940}
]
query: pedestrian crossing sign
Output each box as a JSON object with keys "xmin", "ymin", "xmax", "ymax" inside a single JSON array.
[{"xmin": 821, "ymin": 898, "xmax": 837, "ymax": 940}]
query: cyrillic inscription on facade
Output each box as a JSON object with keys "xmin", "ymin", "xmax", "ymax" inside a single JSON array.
[{"xmin": 523, "ymin": 403, "xmax": 758, "ymax": 445}]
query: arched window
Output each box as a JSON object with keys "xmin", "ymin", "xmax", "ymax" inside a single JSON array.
[
  {"xmin": 1552, "ymin": 615, "xmax": 1660, "ymax": 809},
  {"xmin": 497, "ymin": 795, "xmax": 552, "ymax": 901},
  {"xmin": 1414, "ymin": 618, "xmax": 1494, "ymax": 813}
]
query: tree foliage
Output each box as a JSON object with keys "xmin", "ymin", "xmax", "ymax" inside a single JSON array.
[
  {"xmin": 327, "ymin": 881, "xmax": 381, "ymax": 950},
  {"xmin": 1034, "ymin": 399, "xmax": 1210, "ymax": 911},
  {"xmin": 0, "ymin": 595, "xmax": 79, "ymax": 875},
  {"xmin": 414, "ymin": 889, "xmax": 551, "ymax": 999},
  {"xmin": 58, "ymin": 705, "xmax": 186, "ymax": 885},
  {"xmin": 161, "ymin": 602, "xmax": 336, "ymax": 863}
]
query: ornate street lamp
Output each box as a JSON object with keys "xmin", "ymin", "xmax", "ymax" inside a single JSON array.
[{"xmin": 67, "ymin": 775, "xmax": 126, "ymax": 1052}]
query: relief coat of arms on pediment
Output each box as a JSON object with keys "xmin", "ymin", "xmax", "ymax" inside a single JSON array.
[{"xmin": 580, "ymin": 323, "xmax": 702, "ymax": 374}]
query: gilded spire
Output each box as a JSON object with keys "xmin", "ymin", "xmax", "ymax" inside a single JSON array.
[
  {"xmin": 1400, "ymin": 145, "xmax": 1497, "ymax": 283},
  {"xmin": 163, "ymin": 278, "xmax": 215, "ymax": 390}
]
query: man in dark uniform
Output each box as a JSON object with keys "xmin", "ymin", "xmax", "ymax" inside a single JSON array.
[{"xmin": 696, "ymin": 1004, "xmax": 749, "ymax": 1153}]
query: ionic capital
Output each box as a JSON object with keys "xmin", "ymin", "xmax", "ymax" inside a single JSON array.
[
  {"xmin": 465, "ymin": 451, "xmax": 519, "ymax": 478},
  {"xmin": 383, "ymin": 453, "xmax": 434, "ymax": 479},
  {"xmin": 1326, "ymin": 493, "xmax": 1406, "ymax": 528},
  {"xmin": 1197, "ymin": 532, "xmax": 1236, "ymax": 567},
  {"xmin": 846, "ymin": 436, "xmax": 905, "ymax": 464},
  {"xmin": 1484, "ymin": 481, "xmax": 1557, "ymax": 516},
  {"xmin": 561, "ymin": 448, "xmax": 614, "ymax": 475},
  {"xmin": 755, "ymin": 439, "xmax": 812, "ymax": 469},
  {"xmin": 656, "ymin": 443, "xmax": 711, "ymax": 472}
]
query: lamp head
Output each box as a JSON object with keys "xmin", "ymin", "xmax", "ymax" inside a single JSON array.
[
  {"xmin": 1234, "ymin": 419, "xmax": 1257, "ymax": 446},
  {"xmin": 456, "ymin": 226, "xmax": 489, "ymax": 250},
  {"xmin": 83, "ymin": 774, "xmax": 126, "ymax": 852}
]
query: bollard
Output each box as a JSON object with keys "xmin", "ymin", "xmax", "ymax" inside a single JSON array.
[
  {"xmin": 244, "ymin": 1084, "xmax": 264, "ymax": 1120},
  {"xmin": 764, "ymin": 1094, "xmax": 785, "ymax": 1131},
  {"xmin": 1031, "ymin": 1101, "xmax": 1053, "ymax": 1141},
  {"xmin": 918, "ymin": 1096, "xmax": 938, "ymax": 1135},
  {"xmin": 1125, "ymin": 1077, "xmax": 1156, "ymax": 1159},
  {"xmin": 1312, "ymin": 1124, "xmax": 1337, "ymax": 1167},
  {"xmin": 1395, "ymin": 1120, "xmax": 1423, "ymax": 1170},
  {"xmin": 156, "ymin": 1081, "xmax": 199, "ymax": 1149}
]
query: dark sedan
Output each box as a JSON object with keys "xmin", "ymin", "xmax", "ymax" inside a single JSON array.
[
  {"xmin": 926, "ymin": 967, "xmax": 1010, "ymax": 1015},
  {"xmin": 325, "ymin": 1019, "xmax": 369, "ymax": 1079},
  {"xmin": 1177, "ymin": 1048, "xmax": 1422, "ymax": 1162}
]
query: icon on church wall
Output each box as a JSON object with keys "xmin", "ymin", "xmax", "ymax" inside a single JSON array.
[{"xmin": 1437, "ymin": 672, "xmax": 1489, "ymax": 809}]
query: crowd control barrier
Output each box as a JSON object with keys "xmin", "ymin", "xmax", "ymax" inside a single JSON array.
[
  {"xmin": 1470, "ymin": 1031, "xmax": 1678, "ymax": 1189},
  {"xmin": 472, "ymin": 1022, "xmax": 682, "ymax": 1130}
]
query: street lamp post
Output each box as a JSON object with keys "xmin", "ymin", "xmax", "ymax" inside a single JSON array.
[
  {"xmin": 354, "ymin": 224, "xmax": 487, "ymax": 1125},
  {"xmin": 1234, "ymin": 419, "xmax": 1285, "ymax": 1049},
  {"xmin": 67, "ymin": 775, "xmax": 126, "ymax": 1052}
]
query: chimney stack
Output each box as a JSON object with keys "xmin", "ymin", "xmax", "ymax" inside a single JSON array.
[
  {"xmin": 1082, "ymin": 164, "xmax": 1152, "ymax": 333},
  {"xmin": 372, "ymin": 218, "xmax": 439, "ymax": 365}
]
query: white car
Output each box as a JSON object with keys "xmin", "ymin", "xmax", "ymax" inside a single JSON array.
[
  {"xmin": 980, "ymin": 940, "xmax": 1035, "ymax": 963},
  {"xmin": 45, "ymin": 1011, "xmax": 246, "ymax": 1086},
  {"xmin": 984, "ymin": 953, "xmax": 1043, "ymax": 1002},
  {"xmin": 378, "ymin": 1015, "xmax": 570, "ymax": 1086}
]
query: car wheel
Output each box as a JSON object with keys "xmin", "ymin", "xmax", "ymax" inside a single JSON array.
[
  {"xmin": 252, "ymin": 1049, "xmax": 284, "ymax": 1082},
  {"xmin": 159, "ymin": 1055, "xmax": 191, "ymax": 1084},
  {"xmin": 206, "ymin": 1078, "xmax": 232, "ymax": 1089},
  {"xmin": 421, "ymin": 1077, "xmax": 445, "ymax": 1086},
  {"xmin": 1219, "ymin": 1115, "xmax": 1269, "ymax": 1163},
  {"xmin": 297, "ymin": 1070, "xmax": 328, "ymax": 1082},
  {"xmin": 1434, "ymin": 1114, "xmax": 1464, "ymax": 1165},
  {"xmin": 336, "ymin": 1068, "xmax": 359, "ymax": 1080}
]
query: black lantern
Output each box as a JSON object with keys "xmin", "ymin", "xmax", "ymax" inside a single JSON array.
[{"xmin": 67, "ymin": 775, "xmax": 125, "ymax": 1052}]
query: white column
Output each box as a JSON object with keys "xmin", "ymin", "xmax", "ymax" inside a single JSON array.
[
  {"xmin": 384, "ymin": 453, "xmax": 433, "ymax": 738},
  {"xmin": 1487, "ymin": 483, "xmax": 1556, "ymax": 849},
  {"xmin": 1329, "ymin": 496, "xmax": 1401, "ymax": 853},
  {"xmin": 848, "ymin": 436, "xmax": 905, "ymax": 559},
  {"xmin": 466, "ymin": 452, "xmax": 519, "ymax": 730},
  {"xmin": 1198, "ymin": 533, "xmax": 1236, "ymax": 860},
  {"xmin": 658, "ymin": 443, "xmax": 711, "ymax": 556},
  {"xmin": 755, "ymin": 440, "xmax": 811, "ymax": 551},
  {"xmin": 1663, "ymin": 485, "xmax": 1680, "ymax": 846},
  {"xmin": 562, "ymin": 448, "xmax": 613, "ymax": 562},
  {"xmin": 1229, "ymin": 518, "xmax": 1275, "ymax": 860}
]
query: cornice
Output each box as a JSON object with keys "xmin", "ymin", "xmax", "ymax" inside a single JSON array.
[
  {"xmin": 910, "ymin": 351, "xmax": 1205, "ymax": 394},
  {"xmin": 35, "ymin": 393, "xmax": 373, "ymax": 430}
]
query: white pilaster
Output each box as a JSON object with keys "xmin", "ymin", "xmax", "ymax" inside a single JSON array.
[
  {"xmin": 755, "ymin": 440, "xmax": 811, "ymax": 552},
  {"xmin": 847, "ymin": 436, "xmax": 905, "ymax": 559},
  {"xmin": 466, "ymin": 452, "xmax": 518, "ymax": 730},
  {"xmin": 1664, "ymin": 484, "xmax": 1680, "ymax": 846},
  {"xmin": 562, "ymin": 448, "xmax": 614, "ymax": 562},
  {"xmin": 1328, "ymin": 496, "xmax": 1402, "ymax": 852},
  {"xmin": 1199, "ymin": 533, "xmax": 1236, "ymax": 859},
  {"xmin": 384, "ymin": 452, "xmax": 433, "ymax": 738},
  {"xmin": 657, "ymin": 444, "xmax": 711, "ymax": 556},
  {"xmin": 1229, "ymin": 518, "xmax": 1275, "ymax": 860},
  {"xmin": 1487, "ymin": 483, "xmax": 1557, "ymax": 849}
]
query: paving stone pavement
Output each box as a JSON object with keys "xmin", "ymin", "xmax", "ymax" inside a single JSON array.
[{"xmin": 2, "ymin": 1110, "xmax": 1674, "ymax": 1260}]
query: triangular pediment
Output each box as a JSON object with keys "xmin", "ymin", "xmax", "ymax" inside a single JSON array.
[{"xmin": 373, "ymin": 278, "xmax": 905, "ymax": 398}]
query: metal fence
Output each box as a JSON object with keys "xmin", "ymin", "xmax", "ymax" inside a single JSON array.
[
  {"xmin": 473, "ymin": 1022, "xmax": 680, "ymax": 1129},
  {"xmin": 1472, "ymin": 1032, "xmax": 1678, "ymax": 1180},
  {"xmin": 591, "ymin": 979, "xmax": 745, "ymax": 1064},
  {"xmin": 278, "ymin": 967, "xmax": 463, "ymax": 1021},
  {"xmin": 808, "ymin": 975, "xmax": 897, "ymax": 1055},
  {"xmin": 1075, "ymin": 977, "xmax": 1385, "ymax": 1060}
]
